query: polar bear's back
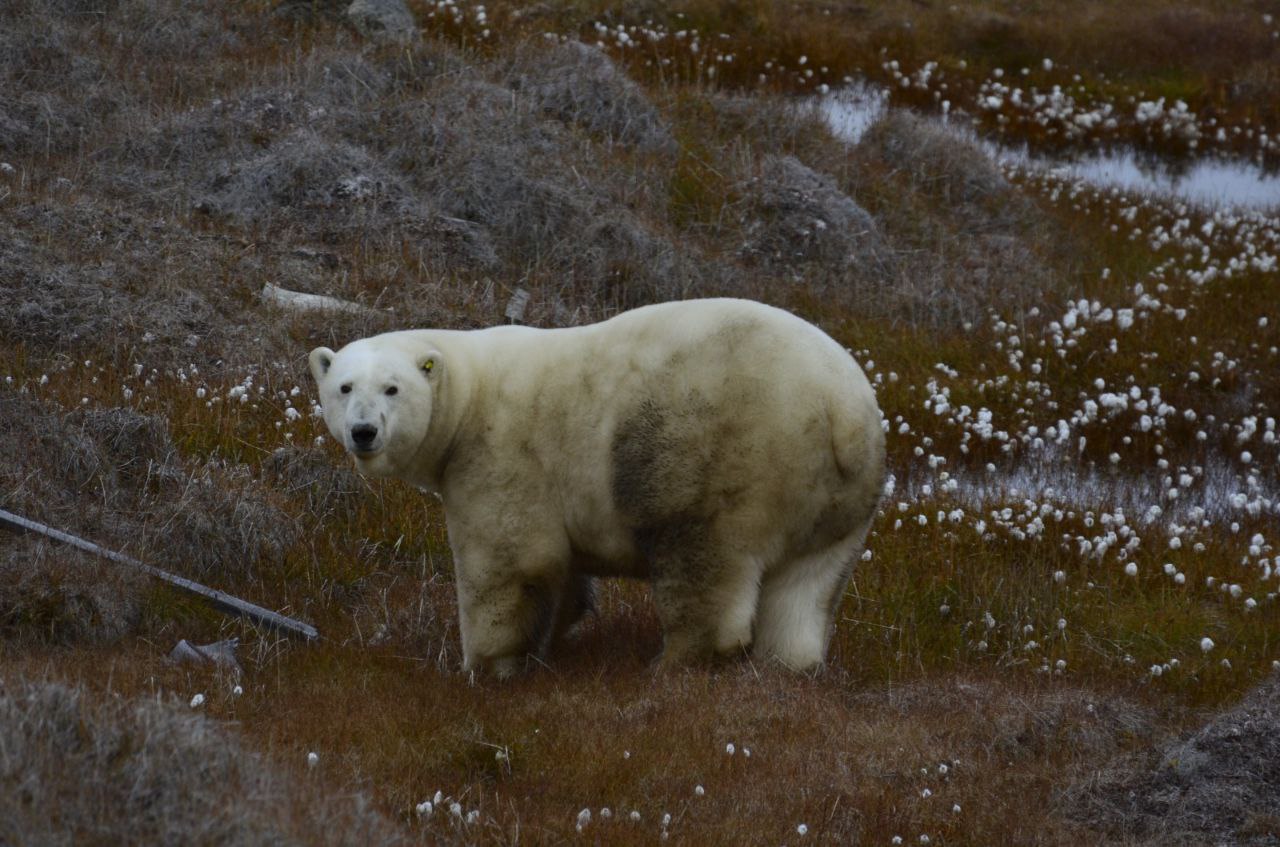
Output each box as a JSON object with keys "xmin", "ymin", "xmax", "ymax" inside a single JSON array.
[{"xmin": 586, "ymin": 299, "xmax": 883, "ymax": 559}]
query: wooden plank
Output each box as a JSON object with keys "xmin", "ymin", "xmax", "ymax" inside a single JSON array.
[{"xmin": 0, "ymin": 508, "xmax": 318, "ymax": 641}]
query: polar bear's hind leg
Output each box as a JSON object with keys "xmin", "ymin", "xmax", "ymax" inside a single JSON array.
[
  {"xmin": 751, "ymin": 530, "xmax": 866, "ymax": 671},
  {"xmin": 648, "ymin": 532, "xmax": 765, "ymax": 665}
]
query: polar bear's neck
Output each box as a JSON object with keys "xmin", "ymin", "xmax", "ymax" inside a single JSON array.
[{"xmin": 405, "ymin": 331, "xmax": 477, "ymax": 493}]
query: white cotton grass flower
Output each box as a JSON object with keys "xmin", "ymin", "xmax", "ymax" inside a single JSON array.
[
  {"xmin": 725, "ymin": 742, "xmax": 735, "ymax": 755},
  {"xmin": 307, "ymin": 751, "xmax": 319, "ymax": 768},
  {"xmin": 629, "ymin": 810, "xmax": 641, "ymax": 822},
  {"xmin": 189, "ymin": 693, "xmax": 205, "ymax": 709},
  {"xmin": 415, "ymin": 801, "xmax": 433, "ymax": 817},
  {"xmin": 797, "ymin": 823, "xmax": 809, "ymax": 836},
  {"xmin": 694, "ymin": 784, "xmax": 705, "ymax": 796},
  {"xmin": 1124, "ymin": 562, "xmax": 1139, "ymax": 577},
  {"xmin": 1200, "ymin": 637, "xmax": 1215, "ymax": 652},
  {"xmin": 232, "ymin": 684, "xmax": 243, "ymax": 697}
]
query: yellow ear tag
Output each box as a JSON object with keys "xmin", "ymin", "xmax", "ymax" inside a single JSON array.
[{"xmin": 423, "ymin": 359, "xmax": 434, "ymax": 373}]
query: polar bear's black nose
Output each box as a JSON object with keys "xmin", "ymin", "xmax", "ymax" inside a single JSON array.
[{"xmin": 351, "ymin": 423, "xmax": 378, "ymax": 449}]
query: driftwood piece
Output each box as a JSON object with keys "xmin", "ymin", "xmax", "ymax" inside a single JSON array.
[
  {"xmin": 261, "ymin": 283, "xmax": 371, "ymax": 316},
  {"xmin": 0, "ymin": 508, "xmax": 318, "ymax": 641}
]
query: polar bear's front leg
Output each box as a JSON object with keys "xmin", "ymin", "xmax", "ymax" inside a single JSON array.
[{"xmin": 454, "ymin": 548, "xmax": 571, "ymax": 679}]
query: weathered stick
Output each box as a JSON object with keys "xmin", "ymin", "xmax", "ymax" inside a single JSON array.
[
  {"xmin": 0, "ymin": 508, "xmax": 318, "ymax": 641},
  {"xmin": 261, "ymin": 282, "xmax": 371, "ymax": 316}
]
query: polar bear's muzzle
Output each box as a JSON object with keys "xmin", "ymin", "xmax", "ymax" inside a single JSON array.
[{"xmin": 350, "ymin": 423, "xmax": 381, "ymax": 455}]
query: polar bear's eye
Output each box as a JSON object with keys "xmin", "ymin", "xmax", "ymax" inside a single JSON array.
[
  {"xmin": 385, "ymin": 386, "xmax": 398, "ymax": 396},
  {"xmin": 340, "ymin": 384, "xmax": 352, "ymax": 394}
]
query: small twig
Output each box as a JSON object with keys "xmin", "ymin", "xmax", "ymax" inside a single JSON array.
[{"xmin": 840, "ymin": 616, "xmax": 900, "ymax": 631}]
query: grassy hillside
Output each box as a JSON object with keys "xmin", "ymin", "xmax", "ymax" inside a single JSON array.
[{"xmin": 2, "ymin": 0, "xmax": 1279, "ymax": 844}]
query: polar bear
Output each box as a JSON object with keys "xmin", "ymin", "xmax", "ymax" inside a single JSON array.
[{"xmin": 309, "ymin": 298, "xmax": 884, "ymax": 677}]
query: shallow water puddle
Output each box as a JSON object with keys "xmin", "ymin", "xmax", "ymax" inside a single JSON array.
[
  {"xmin": 814, "ymin": 88, "xmax": 1280, "ymax": 211},
  {"xmin": 889, "ymin": 452, "xmax": 1279, "ymax": 530}
]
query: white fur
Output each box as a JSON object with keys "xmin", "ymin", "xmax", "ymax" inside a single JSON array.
[{"xmin": 310, "ymin": 298, "xmax": 884, "ymax": 676}]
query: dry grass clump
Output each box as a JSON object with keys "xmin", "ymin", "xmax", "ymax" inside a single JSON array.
[
  {"xmin": 0, "ymin": 542, "xmax": 146, "ymax": 645},
  {"xmin": 263, "ymin": 445, "xmax": 368, "ymax": 518},
  {"xmin": 858, "ymin": 110, "xmax": 1013, "ymax": 213},
  {"xmin": 0, "ymin": 0, "xmax": 115, "ymax": 158},
  {"xmin": 507, "ymin": 40, "xmax": 676, "ymax": 152},
  {"xmin": 0, "ymin": 201, "xmax": 262, "ymax": 367},
  {"xmin": 736, "ymin": 153, "xmax": 887, "ymax": 270},
  {"xmin": 0, "ymin": 395, "xmax": 298, "ymax": 582},
  {"xmin": 0, "ymin": 679, "xmax": 404, "ymax": 846},
  {"xmin": 397, "ymin": 75, "xmax": 704, "ymax": 308},
  {"xmin": 1073, "ymin": 676, "xmax": 1280, "ymax": 845},
  {"xmin": 834, "ymin": 110, "xmax": 1070, "ymax": 327},
  {"xmin": 197, "ymin": 129, "xmax": 423, "ymax": 229}
]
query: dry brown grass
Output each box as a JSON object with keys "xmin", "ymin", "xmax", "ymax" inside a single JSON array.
[{"xmin": 0, "ymin": 633, "xmax": 1183, "ymax": 846}]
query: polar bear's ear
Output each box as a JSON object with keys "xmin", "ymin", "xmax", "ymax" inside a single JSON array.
[
  {"xmin": 418, "ymin": 351, "xmax": 442, "ymax": 378},
  {"xmin": 309, "ymin": 347, "xmax": 335, "ymax": 383}
]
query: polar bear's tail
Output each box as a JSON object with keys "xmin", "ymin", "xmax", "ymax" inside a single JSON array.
[{"xmin": 829, "ymin": 389, "xmax": 887, "ymax": 508}]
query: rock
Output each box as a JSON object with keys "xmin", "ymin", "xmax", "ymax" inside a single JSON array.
[
  {"xmin": 168, "ymin": 638, "xmax": 243, "ymax": 673},
  {"xmin": 504, "ymin": 288, "xmax": 531, "ymax": 324},
  {"xmin": 345, "ymin": 0, "xmax": 416, "ymax": 43}
]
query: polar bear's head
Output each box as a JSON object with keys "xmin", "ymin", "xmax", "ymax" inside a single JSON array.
[{"xmin": 308, "ymin": 337, "xmax": 440, "ymax": 478}]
